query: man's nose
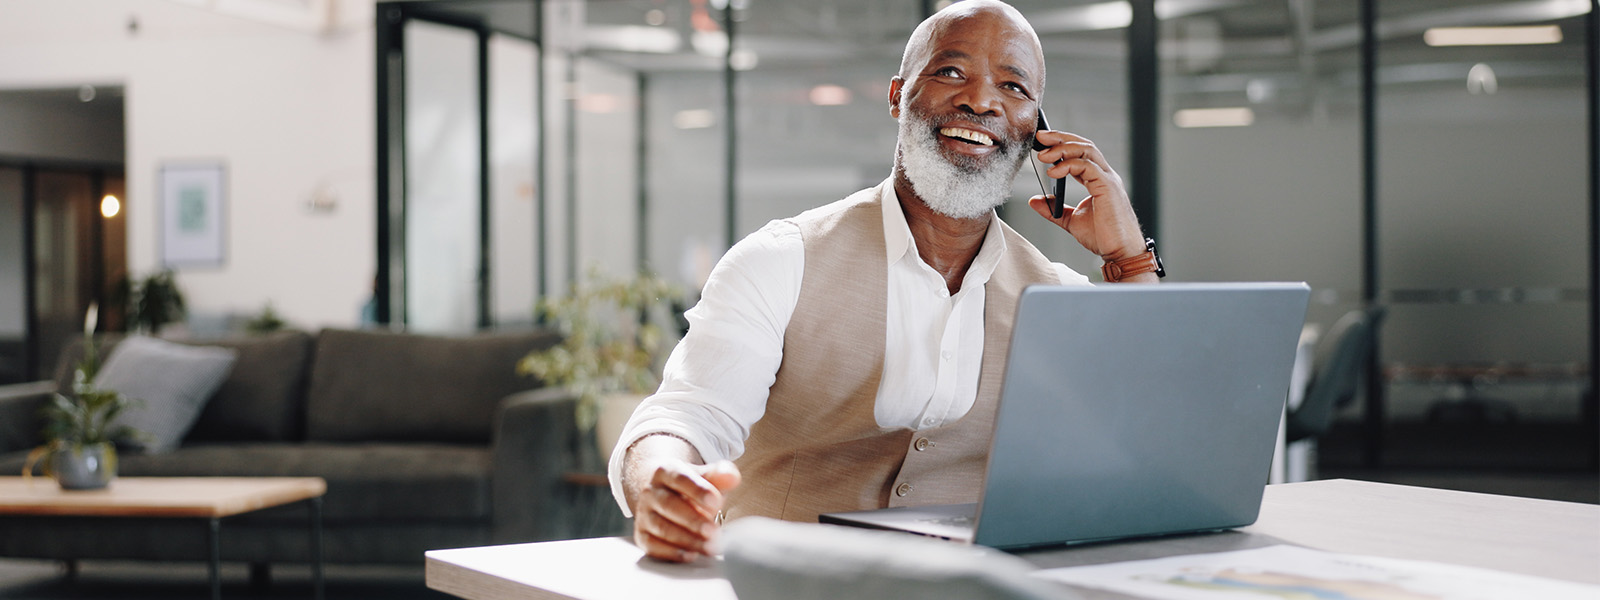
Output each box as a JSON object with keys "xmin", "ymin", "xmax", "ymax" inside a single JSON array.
[{"xmin": 953, "ymin": 81, "xmax": 1002, "ymax": 116}]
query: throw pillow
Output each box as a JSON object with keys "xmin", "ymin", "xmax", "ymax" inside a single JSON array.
[{"xmin": 94, "ymin": 336, "xmax": 238, "ymax": 454}]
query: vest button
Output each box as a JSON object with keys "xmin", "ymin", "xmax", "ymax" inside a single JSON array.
[
  {"xmin": 914, "ymin": 437, "xmax": 931, "ymax": 451},
  {"xmin": 896, "ymin": 482, "xmax": 913, "ymax": 497}
]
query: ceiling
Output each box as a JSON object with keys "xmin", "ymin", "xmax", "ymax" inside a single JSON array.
[{"xmin": 385, "ymin": 0, "xmax": 1592, "ymax": 107}]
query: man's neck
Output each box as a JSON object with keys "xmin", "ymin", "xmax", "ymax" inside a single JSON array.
[{"xmin": 892, "ymin": 171, "xmax": 992, "ymax": 296}]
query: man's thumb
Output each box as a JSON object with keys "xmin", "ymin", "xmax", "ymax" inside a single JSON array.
[{"xmin": 700, "ymin": 460, "xmax": 742, "ymax": 491}]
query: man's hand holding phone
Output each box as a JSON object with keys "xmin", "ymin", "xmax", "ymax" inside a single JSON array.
[{"xmin": 1029, "ymin": 127, "xmax": 1148, "ymax": 266}]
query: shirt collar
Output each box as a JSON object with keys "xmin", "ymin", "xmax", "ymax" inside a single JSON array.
[{"xmin": 878, "ymin": 178, "xmax": 1009, "ymax": 286}]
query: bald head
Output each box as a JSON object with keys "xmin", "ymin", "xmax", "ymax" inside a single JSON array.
[{"xmin": 898, "ymin": 0, "xmax": 1045, "ymax": 91}]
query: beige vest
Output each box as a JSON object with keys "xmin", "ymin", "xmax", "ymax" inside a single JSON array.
[{"xmin": 726, "ymin": 182, "xmax": 1059, "ymax": 523}]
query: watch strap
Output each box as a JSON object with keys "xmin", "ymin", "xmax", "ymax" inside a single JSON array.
[{"xmin": 1101, "ymin": 238, "xmax": 1165, "ymax": 283}]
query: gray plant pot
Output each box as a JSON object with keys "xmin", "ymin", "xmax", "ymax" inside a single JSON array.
[{"xmin": 52, "ymin": 443, "xmax": 117, "ymax": 490}]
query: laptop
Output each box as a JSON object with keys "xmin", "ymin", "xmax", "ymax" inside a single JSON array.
[{"xmin": 819, "ymin": 282, "xmax": 1312, "ymax": 550}]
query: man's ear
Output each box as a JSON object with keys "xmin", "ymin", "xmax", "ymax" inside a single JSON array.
[{"xmin": 888, "ymin": 77, "xmax": 904, "ymax": 118}]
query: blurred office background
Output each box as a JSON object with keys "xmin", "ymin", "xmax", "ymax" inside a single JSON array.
[{"xmin": 0, "ymin": 0, "xmax": 1595, "ymax": 495}]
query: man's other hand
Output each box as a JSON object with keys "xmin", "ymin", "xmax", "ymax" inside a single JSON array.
[{"xmin": 624, "ymin": 435, "xmax": 741, "ymax": 563}]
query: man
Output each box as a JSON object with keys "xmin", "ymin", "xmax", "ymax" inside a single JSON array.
[{"xmin": 608, "ymin": 0, "xmax": 1160, "ymax": 563}]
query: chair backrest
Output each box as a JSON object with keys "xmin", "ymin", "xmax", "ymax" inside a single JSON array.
[{"xmin": 1285, "ymin": 306, "xmax": 1386, "ymax": 443}]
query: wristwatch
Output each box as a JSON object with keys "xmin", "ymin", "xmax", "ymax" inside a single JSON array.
[{"xmin": 1101, "ymin": 238, "xmax": 1166, "ymax": 283}]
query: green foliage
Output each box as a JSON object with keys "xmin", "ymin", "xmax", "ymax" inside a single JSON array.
[
  {"xmin": 118, "ymin": 270, "xmax": 186, "ymax": 334},
  {"xmin": 37, "ymin": 339, "xmax": 143, "ymax": 452},
  {"xmin": 518, "ymin": 270, "xmax": 682, "ymax": 430},
  {"xmin": 245, "ymin": 302, "xmax": 287, "ymax": 334}
]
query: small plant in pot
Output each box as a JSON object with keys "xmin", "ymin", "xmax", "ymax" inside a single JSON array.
[
  {"xmin": 114, "ymin": 270, "xmax": 186, "ymax": 335},
  {"xmin": 24, "ymin": 312, "xmax": 144, "ymax": 490},
  {"xmin": 517, "ymin": 270, "xmax": 682, "ymax": 461}
]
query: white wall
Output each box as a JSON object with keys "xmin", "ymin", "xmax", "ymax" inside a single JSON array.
[{"xmin": 0, "ymin": 0, "xmax": 375, "ymax": 330}]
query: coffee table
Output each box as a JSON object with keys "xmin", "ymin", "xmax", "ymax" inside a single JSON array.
[{"xmin": 0, "ymin": 476, "xmax": 327, "ymax": 600}]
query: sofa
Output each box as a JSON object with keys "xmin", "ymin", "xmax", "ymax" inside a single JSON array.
[{"xmin": 0, "ymin": 328, "xmax": 628, "ymax": 567}]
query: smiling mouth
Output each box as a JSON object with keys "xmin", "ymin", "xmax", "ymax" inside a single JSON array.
[{"xmin": 939, "ymin": 127, "xmax": 995, "ymax": 146}]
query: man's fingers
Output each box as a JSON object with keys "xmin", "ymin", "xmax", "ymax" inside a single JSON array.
[
  {"xmin": 637, "ymin": 529, "xmax": 702, "ymax": 563},
  {"xmin": 650, "ymin": 465, "xmax": 724, "ymax": 514},
  {"xmin": 646, "ymin": 486, "xmax": 717, "ymax": 539}
]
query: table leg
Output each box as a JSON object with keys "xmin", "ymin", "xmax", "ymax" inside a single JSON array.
[
  {"xmin": 309, "ymin": 496, "xmax": 324, "ymax": 600},
  {"xmin": 207, "ymin": 517, "xmax": 221, "ymax": 600}
]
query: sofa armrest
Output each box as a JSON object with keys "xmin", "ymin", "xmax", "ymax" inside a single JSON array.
[
  {"xmin": 0, "ymin": 381, "xmax": 55, "ymax": 454},
  {"xmin": 491, "ymin": 388, "xmax": 628, "ymax": 543}
]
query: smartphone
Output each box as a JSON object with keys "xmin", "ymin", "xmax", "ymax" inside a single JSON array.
[{"xmin": 1032, "ymin": 111, "xmax": 1068, "ymax": 219}]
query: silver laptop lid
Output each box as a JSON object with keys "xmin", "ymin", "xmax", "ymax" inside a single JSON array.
[{"xmin": 973, "ymin": 282, "xmax": 1310, "ymax": 549}]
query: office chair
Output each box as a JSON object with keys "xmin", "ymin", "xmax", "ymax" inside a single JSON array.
[
  {"xmin": 1286, "ymin": 306, "xmax": 1387, "ymax": 443},
  {"xmin": 722, "ymin": 517, "xmax": 1079, "ymax": 600}
]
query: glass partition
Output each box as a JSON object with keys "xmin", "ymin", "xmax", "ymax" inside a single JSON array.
[
  {"xmin": 0, "ymin": 168, "xmax": 24, "ymax": 383},
  {"xmin": 404, "ymin": 20, "xmax": 483, "ymax": 333},
  {"xmin": 1375, "ymin": 0, "xmax": 1591, "ymax": 465},
  {"xmin": 1159, "ymin": 0, "xmax": 1364, "ymax": 332}
]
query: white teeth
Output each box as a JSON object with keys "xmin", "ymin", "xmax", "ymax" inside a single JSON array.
[{"xmin": 939, "ymin": 127, "xmax": 993, "ymax": 146}]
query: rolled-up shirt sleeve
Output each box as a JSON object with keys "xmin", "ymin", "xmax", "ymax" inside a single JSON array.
[{"xmin": 607, "ymin": 220, "xmax": 803, "ymax": 516}]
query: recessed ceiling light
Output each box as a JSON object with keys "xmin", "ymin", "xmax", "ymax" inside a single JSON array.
[
  {"xmin": 1173, "ymin": 107, "xmax": 1254, "ymax": 128},
  {"xmin": 808, "ymin": 85, "xmax": 851, "ymax": 106},
  {"xmin": 673, "ymin": 109, "xmax": 716, "ymax": 130},
  {"xmin": 1423, "ymin": 26, "xmax": 1563, "ymax": 47}
]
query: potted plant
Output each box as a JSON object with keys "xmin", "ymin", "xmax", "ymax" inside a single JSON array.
[
  {"xmin": 115, "ymin": 270, "xmax": 186, "ymax": 334},
  {"xmin": 24, "ymin": 309, "xmax": 143, "ymax": 490},
  {"xmin": 517, "ymin": 270, "xmax": 682, "ymax": 460}
]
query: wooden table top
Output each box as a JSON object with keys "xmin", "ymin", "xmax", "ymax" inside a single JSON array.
[{"xmin": 0, "ymin": 476, "xmax": 327, "ymax": 518}]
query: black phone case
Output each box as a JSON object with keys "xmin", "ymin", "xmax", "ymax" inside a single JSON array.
[{"xmin": 1033, "ymin": 112, "xmax": 1068, "ymax": 219}]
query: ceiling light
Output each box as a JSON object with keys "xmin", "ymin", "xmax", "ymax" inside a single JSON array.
[
  {"xmin": 730, "ymin": 49, "xmax": 759, "ymax": 71},
  {"xmin": 100, "ymin": 195, "xmax": 121, "ymax": 218},
  {"xmin": 1173, "ymin": 107, "xmax": 1254, "ymax": 128},
  {"xmin": 78, "ymin": 85, "xmax": 96, "ymax": 102},
  {"xmin": 579, "ymin": 93, "xmax": 621, "ymax": 114},
  {"xmin": 645, "ymin": 9, "xmax": 665, "ymax": 27},
  {"xmin": 808, "ymin": 85, "xmax": 852, "ymax": 106},
  {"xmin": 585, "ymin": 26, "xmax": 679, "ymax": 53},
  {"xmin": 673, "ymin": 109, "xmax": 716, "ymax": 130},
  {"xmin": 1423, "ymin": 26, "xmax": 1563, "ymax": 47},
  {"xmin": 1467, "ymin": 63, "xmax": 1498, "ymax": 95}
]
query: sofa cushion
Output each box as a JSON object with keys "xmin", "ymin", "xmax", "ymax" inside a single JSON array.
[
  {"xmin": 94, "ymin": 336, "xmax": 238, "ymax": 454},
  {"xmin": 184, "ymin": 330, "xmax": 314, "ymax": 442},
  {"xmin": 53, "ymin": 331, "xmax": 314, "ymax": 444},
  {"xmin": 304, "ymin": 328, "xmax": 559, "ymax": 443},
  {"xmin": 112, "ymin": 442, "xmax": 493, "ymax": 522}
]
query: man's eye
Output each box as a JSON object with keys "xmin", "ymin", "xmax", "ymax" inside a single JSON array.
[{"xmin": 936, "ymin": 67, "xmax": 961, "ymax": 78}]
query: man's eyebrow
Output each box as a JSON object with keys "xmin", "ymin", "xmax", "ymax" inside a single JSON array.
[
  {"xmin": 1000, "ymin": 63, "xmax": 1033, "ymax": 84},
  {"xmin": 929, "ymin": 49, "xmax": 971, "ymax": 65}
]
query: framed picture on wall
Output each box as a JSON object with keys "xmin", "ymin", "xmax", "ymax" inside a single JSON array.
[{"xmin": 159, "ymin": 162, "xmax": 227, "ymax": 267}]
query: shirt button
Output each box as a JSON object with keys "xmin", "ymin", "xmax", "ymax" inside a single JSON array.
[
  {"xmin": 939, "ymin": 288, "xmax": 949, "ymax": 298},
  {"xmin": 896, "ymin": 482, "xmax": 913, "ymax": 497},
  {"xmin": 921, "ymin": 417, "xmax": 936, "ymax": 427},
  {"xmin": 941, "ymin": 350, "xmax": 953, "ymax": 361},
  {"xmin": 914, "ymin": 437, "xmax": 931, "ymax": 451}
]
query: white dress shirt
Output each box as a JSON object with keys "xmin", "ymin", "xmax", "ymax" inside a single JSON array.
[{"xmin": 608, "ymin": 182, "xmax": 1091, "ymax": 515}]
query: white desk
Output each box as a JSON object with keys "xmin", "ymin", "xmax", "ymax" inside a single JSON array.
[{"xmin": 425, "ymin": 480, "xmax": 1600, "ymax": 600}]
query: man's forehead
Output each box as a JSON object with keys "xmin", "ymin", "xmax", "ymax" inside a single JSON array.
[
  {"xmin": 907, "ymin": 4, "xmax": 1045, "ymax": 83},
  {"xmin": 923, "ymin": 15, "xmax": 1042, "ymax": 78}
]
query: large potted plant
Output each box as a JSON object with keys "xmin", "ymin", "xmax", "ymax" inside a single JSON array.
[
  {"xmin": 518, "ymin": 270, "xmax": 682, "ymax": 460},
  {"xmin": 24, "ymin": 310, "xmax": 143, "ymax": 490}
]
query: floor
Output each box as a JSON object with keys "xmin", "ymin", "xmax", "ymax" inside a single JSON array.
[{"xmin": 1, "ymin": 418, "xmax": 1593, "ymax": 599}]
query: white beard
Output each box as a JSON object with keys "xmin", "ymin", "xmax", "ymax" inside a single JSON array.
[{"xmin": 894, "ymin": 101, "xmax": 1028, "ymax": 220}]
